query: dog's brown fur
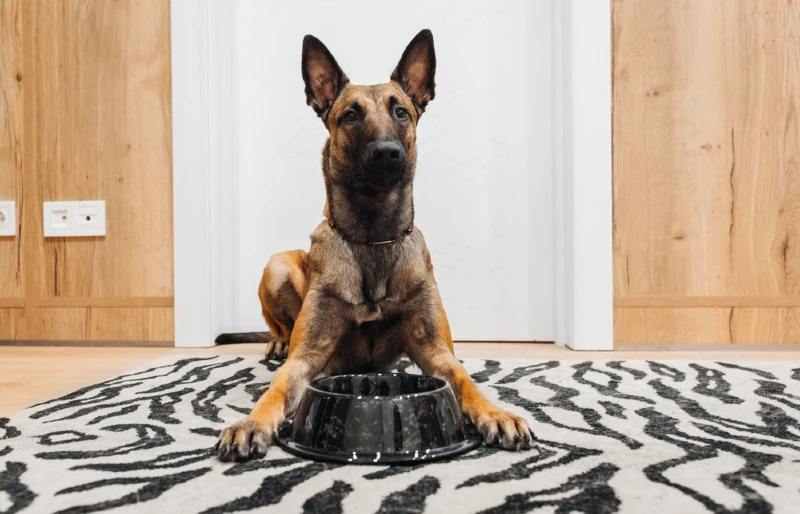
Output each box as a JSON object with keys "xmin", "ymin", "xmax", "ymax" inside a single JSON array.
[{"xmin": 215, "ymin": 30, "xmax": 534, "ymax": 461}]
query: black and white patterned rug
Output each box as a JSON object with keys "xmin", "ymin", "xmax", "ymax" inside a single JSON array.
[{"xmin": 1, "ymin": 356, "xmax": 799, "ymax": 513}]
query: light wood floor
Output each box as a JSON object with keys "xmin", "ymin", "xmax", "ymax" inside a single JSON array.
[{"xmin": 2, "ymin": 342, "xmax": 799, "ymax": 417}]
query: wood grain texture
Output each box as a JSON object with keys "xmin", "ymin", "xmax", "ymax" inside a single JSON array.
[
  {"xmin": 616, "ymin": 296, "xmax": 800, "ymax": 308},
  {"xmin": 24, "ymin": 308, "xmax": 174, "ymax": 341},
  {"xmin": 0, "ymin": 0, "xmax": 23, "ymax": 299},
  {"xmin": 22, "ymin": 0, "xmax": 173, "ymax": 300},
  {"xmin": 33, "ymin": 297, "xmax": 174, "ymax": 308},
  {"xmin": 0, "ymin": 340, "xmax": 173, "ymax": 347},
  {"xmin": 0, "ymin": 309, "xmax": 24, "ymax": 339},
  {"xmin": 615, "ymin": 307, "xmax": 800, "ymax": 344},
  {"xmin": 613, "ymin": 0, "xmax": 800, "ymax": 343},
  {"xmin": 0, "ymin": 0, "xmax": 174, "ymax": 341}
]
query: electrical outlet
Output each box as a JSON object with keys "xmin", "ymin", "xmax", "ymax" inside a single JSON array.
[
  {"xmin": 43, "ymin": 201, "xmax": 106, "ymax": 237},
  {"xmin": 0, "ymin": 201, "xmax": 15, "ymax": 236}
]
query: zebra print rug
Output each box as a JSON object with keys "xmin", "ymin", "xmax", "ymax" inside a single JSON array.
[{"xmin": 1, "ymin": 356, "xmax": 799, "ymax": 513}]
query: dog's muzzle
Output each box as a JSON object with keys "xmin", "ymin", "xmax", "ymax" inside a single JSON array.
[{"xmin": 361, "ymin": 141, "xmax": 407, "ymax": 187}]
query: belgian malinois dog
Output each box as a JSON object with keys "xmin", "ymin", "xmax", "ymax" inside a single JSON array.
[{"xmin": 215, "ymin": 30, "xmax": 535, "ymax": 461}]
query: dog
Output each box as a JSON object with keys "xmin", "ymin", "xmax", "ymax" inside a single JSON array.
[{"xmin": 214, "ymin": 30, "xmax": 535, "ymax": 461}]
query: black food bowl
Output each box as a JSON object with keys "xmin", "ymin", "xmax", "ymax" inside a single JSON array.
[{"xmin": 274, "ymin": 373, "xmax": 482, "ymax": 464}]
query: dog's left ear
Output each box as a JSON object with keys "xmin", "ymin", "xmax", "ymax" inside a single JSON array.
[
  {"xmin": 391, "ymin": 29, "xmax": 436, "ymax": 114},
  {"xmin": 302, "ymin": 35, "xmax": 349, "ymax": 121}
]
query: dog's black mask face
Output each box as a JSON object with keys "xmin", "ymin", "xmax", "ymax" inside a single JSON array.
[{"xmin": 302, "ymin": 30, "xmax": 436, "ymax": 191}]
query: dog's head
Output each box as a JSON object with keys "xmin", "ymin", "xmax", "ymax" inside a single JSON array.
[{"xmin": 302, "ymin": 30, "xmax": 435, "ymax": 190}]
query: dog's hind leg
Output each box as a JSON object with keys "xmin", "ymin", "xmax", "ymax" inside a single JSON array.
[{"xmin": 258, "ymin": 250, "xmax": 308, "ymax": 359}]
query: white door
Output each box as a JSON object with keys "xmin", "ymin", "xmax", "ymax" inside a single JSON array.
[{"xmin": 232, "ymin": 0, "xmax": 554, "ymax": 341}]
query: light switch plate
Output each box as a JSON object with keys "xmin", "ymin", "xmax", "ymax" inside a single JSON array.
[
  {"xmin": 0, "ymin": 201, "xmax": 15, "ymax": 236},
  {"xmin": 43, "ymin": 201, "xmax": 106, "ymax": 237}
]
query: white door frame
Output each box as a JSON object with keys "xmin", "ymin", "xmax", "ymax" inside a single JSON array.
[{"xmin": 171, "ymin": 0, "xmax": 613, "ymax": 350}]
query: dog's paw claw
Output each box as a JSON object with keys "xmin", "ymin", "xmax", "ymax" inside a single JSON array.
[
  {"xmin": 265, "ymin": 340, "xmax": 289, "ymax": 361},
  {"xmin": 215, "ymin": 419, "xmax": 272, "ymax": 462},
  {"xmin": 472, "ymin": 410, "xmax": 535, "ymax": 451}
]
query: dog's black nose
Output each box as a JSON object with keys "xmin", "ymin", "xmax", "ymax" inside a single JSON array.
[
  {"xmin": 361, "ymin": 141, "xmax": 407, "ymax": 188},
  {"xmin": 368, "ymin": 141, "xmax": 403, "ymax": 165},
  {"xmin": 363, "ymin": 141, "xmax": 406, "ymax": 174}
]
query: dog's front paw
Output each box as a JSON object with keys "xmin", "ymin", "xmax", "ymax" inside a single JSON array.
[
  {"xmin": 214, "ymin": 418, "xmax": 273, "ymax": 462},
  {"xmin": 472, "ymin": 408, "xmax": 535, "ymax": 451},
  {"xmin": 265, "ymin": 339, "xmax": 288, "ymax": 360}
]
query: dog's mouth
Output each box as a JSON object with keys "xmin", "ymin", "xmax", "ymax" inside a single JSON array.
[{"xmin": 354, "ymin": 167, "xmax": 405, "ymax": 190}]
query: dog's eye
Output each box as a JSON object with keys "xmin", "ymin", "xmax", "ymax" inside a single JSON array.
[
  {"xmin": 344, "ymin": 110, "xmax": 358, "ymax": 122},
  {"xmin": 395, "ymin": 107, "xmax": 408, "ymax": 119}
]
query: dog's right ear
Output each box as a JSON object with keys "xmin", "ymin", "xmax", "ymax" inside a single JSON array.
[{"xmin": 302, "ymin": 35, "xmax": 349, "ymax": 121}]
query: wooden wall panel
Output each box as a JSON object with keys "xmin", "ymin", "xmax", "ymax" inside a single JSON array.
[
  {"xmin": 0, "ymin": 309, "xmax": 24, "ymax": 339},
  {"xmin": 613, "ymin": 0, "xmax": 800, "ymax": 343},
  {"xmin": 0, "ymin": 0, "xmax": 173, "ymax": 342},
  {"xmin": 25, "ymin": 308, "xmax": 174, "ymax": 341},
  {"xmin": 22, "ymin": 1, "xmax": 173, "ymax": 300},
  {"xmin": 0, "ymin": 0, "xmax": 23, "ymax": 299},
  {"xmin": 615, "ymin": 307, "xmax": 800, "ymax": 344}
]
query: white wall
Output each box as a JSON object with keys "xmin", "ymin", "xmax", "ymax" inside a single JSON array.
[{"xmin": 231, "ymin": 0, "xmax": 555, "ymax": 341}]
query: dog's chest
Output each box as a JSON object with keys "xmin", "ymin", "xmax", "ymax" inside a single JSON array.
[
  {"xmin": 345, "ymin": 249, "xmax": 416, "ymax": 324},
  {"xmin": 312, "ymin": 228, "xmax": 429, "ymax": 324},
  {"xmin": 351, "ymin": 260, "xmax": 393, "ymax": 323}
]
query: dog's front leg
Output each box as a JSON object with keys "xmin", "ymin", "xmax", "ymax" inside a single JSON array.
[
  {"xmin": 215, "ymin": 291, "xmax": 345, "ymax": 461},
  {"xmin": 404, "ymin": 308, "xmax": 535, "ymax": 451}
]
